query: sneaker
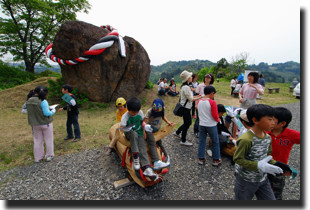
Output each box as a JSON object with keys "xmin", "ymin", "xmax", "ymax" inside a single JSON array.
[
  {"xmin": 194, "ymin": 132, "xmax": 199, "ymax": 138},
  {"xmin": 192, "ymin": 115, "xmax": 196, "ymax": 119},
  {"xmin": 212, "ymin": 159, "xmax": 222, "ymax": 166},
  {"xmin": 143, "ymin": 167, "xmax": 159, "ymax": 180},
  {"xmin": 64, "ymin": 136, "xmax": 74, "ymax": 140},
  {"xmin": 173, "ymin": 132, "xmax": 181, "ymax": 138},
  {"xmin": 207, "ymin": 149, "xmax": 212, "ymax": 157},
  {"xmin": 153, "ymin": 160, "xmax": 170, "ymax": 170},
  {"xmin": 180, "ymin": 141, "xmax": 193, "ymax": 146},
  {"xmin": 34, "ymin": 159, "xmax": 43, "ymax": 163},
  {"xmin": 73, "ymin": 137, "xmax": 81, "ymax": 142},
  {"xmin": 198, "ymin": 158, "xmax": 206, "ymax": 165},
  {"xmin": 133, "ymin": 157, "xmax": 140, "ymax": 170},
  {"xmin": 46, "ymin": 156, "xmax": 53, "ymax": 162}
]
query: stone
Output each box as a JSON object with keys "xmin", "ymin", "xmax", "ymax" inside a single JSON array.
[{"xmin": 52, "ymin": 20, "xmax": 151, "ymax": 102}]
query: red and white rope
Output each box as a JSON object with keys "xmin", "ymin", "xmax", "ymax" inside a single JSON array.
[{"xmin": 45, "ymin": 25, "xmax": 126, "ymax": 65}]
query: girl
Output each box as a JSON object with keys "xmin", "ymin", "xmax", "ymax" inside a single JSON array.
[
  {"xmin": 167, "ymin": 79, "xmax": 179, "ymax": 96},
  {"xmin": 239, "ymin": 72, "xmax": 264, "ymax": 109},
  {"xmin": 26, "ymin": 86, "xmax": 56, "ymax": 162}
]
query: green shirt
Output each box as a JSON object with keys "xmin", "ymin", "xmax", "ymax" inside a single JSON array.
[
  {"xmin": 233, "ymin": 130, "xmax": 276, "ymax": 182},
  {"xmin": 120, "ymin": 110, "xmax": 144, "ymax": 136}
]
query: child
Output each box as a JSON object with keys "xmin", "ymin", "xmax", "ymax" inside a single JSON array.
[
  {"xmin": 167, "ymin": 80, "xmax": 179, "ymax": 96},
  {"xmin": 190, "ymin": 73, "xmax": 199, "ymax": 119},
  {"xmin": 115, "ymin": 97, "xmax": 128, "ymax": 122},
  {"xmin": 196, "ymin": 86, "xmax": 221, "ymax": 166},
  {"xmin": 58, "ymin": 84, "xmax": 81, "ymax": 142},
  {"xmin": 120, "ymin": 97, "xmax": 158, "ymax": 180},
  {"xmin": 216, "ymin": 104, "xmax": 235, "ymax": 152},
  {"xmin": 267, "ymin": 107, "xmax": 300, "ymax": 200},
  {"xmin": 234, "ymin": 80, "xmax": 242, "ymax": 93},
  {"xmin": 22, "ymin": 89, "xmax": 35, "ymax": 114},
  {"xmin": 233, "ymin": 104, "xmax": 290, "ymax": 200},
  {"xmin": 144, "ymin": 98, "xmax": 173, "ymax": 169}
]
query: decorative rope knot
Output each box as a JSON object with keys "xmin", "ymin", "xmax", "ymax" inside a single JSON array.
[{"xmin": 45, "ymin": 25, "xmax": 126, "ymax": 65}]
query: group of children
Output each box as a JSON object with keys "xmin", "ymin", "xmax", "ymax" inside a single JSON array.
[
  {"xmin": 115, "ymin": 97, "xmax": 173, "ymax": 180},
  {"xmin": 23, "ymin": 80, "xmax": 300, "ymax": 200},
  {"xmin": 23, "ymin": 84, "xmax": 81, "ymax": 162},
  {"xmin": 188, "ymin": 83, "xmax": 299, "ymax": 200}
]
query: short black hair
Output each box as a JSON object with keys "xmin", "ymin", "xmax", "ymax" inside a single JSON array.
[
  {"xmin": 62, "ymin": 84, "xmax": 73, "ymax": 93},
  {"xmin": 248, "ymin": 72, "xmax": 259, "ymax": 83},
  {"xmin": 246, "ymin": 104, "xmax": 274, "ymax": 125},
  {"xmin": 217, "ymin": 104, "xmax": 226, "ymax": 113},
  {"xmin": 273, "ymin": 107, "xmax": 292, "ymax": 128},
  {"xmin": 204, "ymin": 85, "xmax": 216, "ymax": 95},
  {"xmin": 127, "ymin": 97, "xmax": 141, "ymax": 112}
]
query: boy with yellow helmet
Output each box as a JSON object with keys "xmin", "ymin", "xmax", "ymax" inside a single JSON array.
[{"xmin": 116, "ymin": 97, "xmax": 128, "ymax": 122}]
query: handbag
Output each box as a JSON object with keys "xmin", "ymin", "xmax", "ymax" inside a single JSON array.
[{"xmin": 173, "ymin": 99, "xmax": 188, "ymax": 117}]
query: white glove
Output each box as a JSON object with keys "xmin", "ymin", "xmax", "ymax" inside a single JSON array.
[
  {"xmin": 225, "ymin": 107, "xmax": 234, "ymax": 117},
  {"xmin": 257, "ymin": 156, "xmax": 283, "ymax": 176},
  {"xmin": 233, "ymin": 108, "xmax": 243, "ymax": 117},
  {"xmin": 232, "ymin": 139, "xmax": 237, "ymax": 146},
  {"xmin": 145, "ymin": 124, "xmax": 153, "ymax": 133},
  {"xmin": 221, "ymin": 131, "xmax": 230, "ymax": 137},
  {"xmin": 51, "ymin": 108, "xmax": 56, "ymax": 113}
]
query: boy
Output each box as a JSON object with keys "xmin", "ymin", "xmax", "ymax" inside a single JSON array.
[
  {"xmin": 115, "ymin": 97, "xmax": 128, "ymax": 122},
  {"xmin": 144, "ymin": 98, "xmax": 172, "ymax": 169},
  {"xmin": 196, "ymin": 86, "xmax": 221, "ymax": 166},
  {"xmin": 58, "ymin": 84, "xmax": 81, "ymax": 142},
  {"xmin": 233, "ymin": 104, "xmax": 290, "ymax": 200},
  {"xmin": 267, "ymin": 107, "xmax": 300, "ymax": 200},
  {"xmin": 120, "ymin": 97, "xmax": 158, "ymax": 180}
]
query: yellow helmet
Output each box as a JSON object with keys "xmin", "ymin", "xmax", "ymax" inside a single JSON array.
[{"xmin": 116, "ymin": 97, "xmax": 126, "ymax": 106}]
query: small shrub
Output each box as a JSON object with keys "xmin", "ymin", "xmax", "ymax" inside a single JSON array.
[
  {"xmin": 96, "ymin": 103, "xmax": 108, "ymax": 109},
  {"xmin": 145, "ymin": 80, "xmax": 154, "ymax": 89}
]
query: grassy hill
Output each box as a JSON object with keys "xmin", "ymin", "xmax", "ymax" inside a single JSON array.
[{"xmin": 0, "ymin": 78, "xmax": 299, "ymax": 171}]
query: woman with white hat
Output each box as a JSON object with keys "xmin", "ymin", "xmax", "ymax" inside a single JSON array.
[{"xmin": 174, "ymin": 70, "xmax": 202, "ymax": 146}]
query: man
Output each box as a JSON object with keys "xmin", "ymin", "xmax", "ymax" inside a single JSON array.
[{"xmin": 158, "ymin": 78, "xmax": 169, "ymax": 96}]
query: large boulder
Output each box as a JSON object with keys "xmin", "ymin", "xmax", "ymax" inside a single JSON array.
[{"xmin": 52, "ymin": 21, "xmax": 151, "ymax": 102}]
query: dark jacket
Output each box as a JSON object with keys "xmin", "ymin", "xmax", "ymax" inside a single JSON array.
[{"xmin": 63, "ymin": 94, "xmax": 79, "ymax": 116}]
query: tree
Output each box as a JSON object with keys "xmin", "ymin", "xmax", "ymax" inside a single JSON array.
[
  {"xmin": 0, "ymin": 0, "xmax": 90, "ymax": 73},
  {"xmin": 230, "ymin": 52, "xmax": 249, "ymax": 74},
  {"xmin": 216, "ymin": 58, "xmax": 229, "ymax": 77}
]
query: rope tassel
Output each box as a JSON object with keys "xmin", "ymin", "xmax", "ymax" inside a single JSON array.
[{"xmin": 45, "ymin": 25, "xmax": 126, "ymax": 66}]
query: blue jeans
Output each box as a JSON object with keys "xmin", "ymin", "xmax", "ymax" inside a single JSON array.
[
  {"xmin": 158, "ymin": 89, "xmax": 168, "ymax": 95},
  {"xmin": 67, "ymin": 114, "xmax": 81, "ymax": 138},
  {"xmin": 198, "ymin": 125, "xmax": 220, "ymax": 160},
  {"xmin": 234, "ymin": 173, "xmax": 276, "ymax": 200}
]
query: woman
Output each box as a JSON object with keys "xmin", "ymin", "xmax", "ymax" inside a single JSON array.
[
  {"xmin": 167, "ymin": 79, "xmax": 179, "ymax": 96},
  {"xmin": 174, "ymin": 70, "xmax": 202, "ymax": 146},
  {"xmin": 26, "ymin": 86, "xmax": 56, "ymax": 162},
  {"xmin": 239, "ymin": 72, "xmax": 264, "ymax": 109},
  {"xmin": 230, "ymin": 76, "xmax": 237, "ymax": 96},
  {"xmin": 193, "ymin": 73, "xmax": 215, "ymax": 137}
]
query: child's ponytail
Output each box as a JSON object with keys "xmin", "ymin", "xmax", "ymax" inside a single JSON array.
[{"xmin": 34, "ymin": 86, "xmax": 48, "ymax": 101}]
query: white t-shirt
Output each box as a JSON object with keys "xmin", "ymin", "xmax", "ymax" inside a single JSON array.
[
  {"xmin": 231, "ymin": 79, "xmax": 237, "ymax": 88},
  {"xmin": 120, "ymin": 110, "xmax": 144, "ymax": 127},
  {"xmin": 158, "ymin": 81, "xmax": 168, "ymax": 91}
]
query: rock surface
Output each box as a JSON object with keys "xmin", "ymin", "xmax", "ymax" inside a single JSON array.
[{"xmin": 52, "ymin": 21, "xmax": 151, "ymax": 102}]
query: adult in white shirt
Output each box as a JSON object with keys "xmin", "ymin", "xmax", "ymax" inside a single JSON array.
[
  {"xmin": 174, "ymin": 71, "xmax": 202, "ymax": 146},
  {"xmin": 230, "ymin": 76, "xmax": 237, "ymax": 95},
  {"xmin": 158, "ymin": 78, "xmax": 169, "ymax": 96}
]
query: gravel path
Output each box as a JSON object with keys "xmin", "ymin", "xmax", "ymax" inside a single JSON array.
[{"xmin": 0, "ymin": 102, "xmax": 300, "ymax": 200}]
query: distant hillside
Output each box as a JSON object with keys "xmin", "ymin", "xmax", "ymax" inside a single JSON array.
[
  {"xmin": 150, "ymin": 59, "xmax": 215, "ymax": 83},
  {"xmin": 151, "ymin": 60, "xmax": 300, "ymax": 84},
  {"xmin": 7, "ymin": 62, "xmax": 61, "ymax": 74},
  {"xmin": 247, "ymin": 61, "xmax": 300, "ymax": 83}
]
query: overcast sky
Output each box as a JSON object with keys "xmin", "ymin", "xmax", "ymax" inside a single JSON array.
[{"xmin": 76, "ymin": 0, "xmax": 300, "ymax": 66}]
